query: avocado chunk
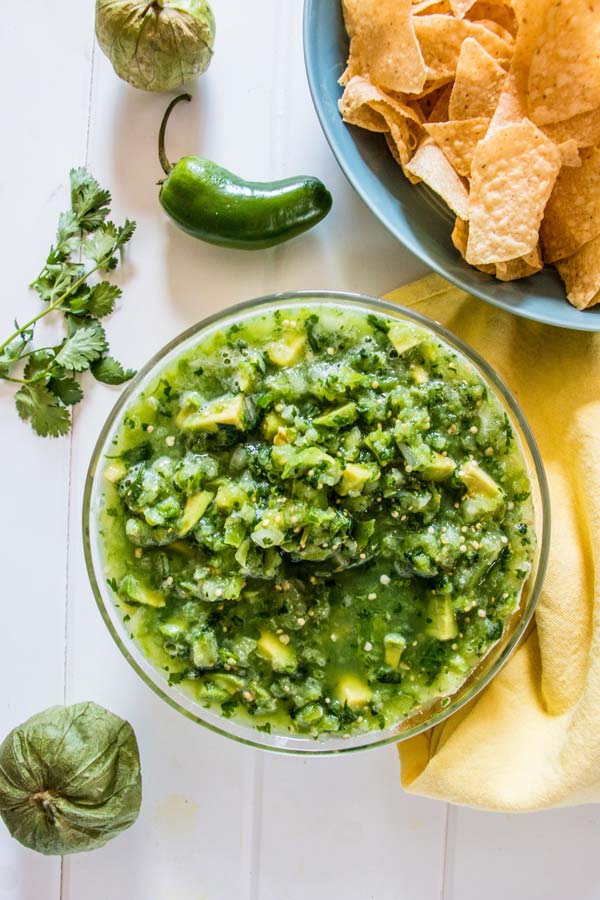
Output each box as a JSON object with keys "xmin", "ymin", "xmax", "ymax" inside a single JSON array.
[
  {"xmin": 388, "ymin": 322, "xmax": 428, "ymax": 355},
  {"xmin": 458, "ymin": 460, "xmax": 502, "ymax": 497},
  {"xmin": 267, "ymin": 333, "xmax": 307, "ymax": 367},
  {"xmin": 215, "ymin": 481, "xmax": 247, "ymax": 513},
  {"xmin": 335, "ymin": 674, "xmax": 372, "ymax": 709},
  {"xmin": 261, "ymin": 411, "xmax": 285, "ymax": 440},
  {"xmin": 179, "ymin": 394, "xmax": 253, "ymax": 433},
  {"xmin": 336, "ymin": 463, "xmax": 377, "ymax": 496},
  {"xmin": 421, "ymin": 454, "xmax": 456, "ymax": 481},
  {"xmin": 178, "ymin": 490, "xmax": 214, "ymax": 537},
  {"xmin": 410, "ymin": 364, "xmax": 429, "ymax": 385},
  {"xmin": 426, "ymin": 596, "xmax": 458, "ymax": 641},
  {"xmin": 191, "ymin": 629, "xmax": 219, "ymax": 669},
  {"xmin": 118, "ymin": 574, "xmax": 165, "ymax": 608},
  {"xmin": 314, "ymin": 402, "xmax": 358, "ymax": 428},
  {"xmin": 104, "ymin": 460, "xmax": 127, "ymax": 484},
  {"xmin": 384, "ymin": 633, "xmax": 407, "ymax": 668},
  {"xmin": 364, "ymin": 429, "xmax": 395, "ymax": 464},
  {"xmin": 399, "ymin": 442, "xmax": 456, "ymax": 482},
  {"xmin": 213, "ymin": 674, "xmax": 246, "ymax": 695},
  {"xmin": 458, "ymin": 460, "xmax": 505, "ymax": 519},
  {"xmin": 257, "ymin": 631, "xmax": 297, "ymax": 673}
]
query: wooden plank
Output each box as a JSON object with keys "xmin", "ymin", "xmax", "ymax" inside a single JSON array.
[
  {"xmin": 0, "ymin": 0, "xmax": 92, "ymax": 895},
  {"xmin": 257, "ymin": 751, "xmax": 447, "ymax": 900},
  {"xmin": 447, "ymin": 805, "xmax": 600, "ymax": 900},
  {"xmin": 62, "ymin": 2, "xmax": 276, "ymax": 897}
]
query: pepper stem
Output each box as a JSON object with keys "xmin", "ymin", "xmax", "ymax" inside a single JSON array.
[{"xmin": 158, "ymin": 93, "xmax": 192, "ymax": 176}]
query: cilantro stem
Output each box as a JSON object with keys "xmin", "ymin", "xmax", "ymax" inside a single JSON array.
[
  {"xmin": 0, "ymin": 264, "xmax": 102, "ymax": 356},
  {"xmin": 2, "ymin": 167, "xmax": 136, "ymax": 438}
]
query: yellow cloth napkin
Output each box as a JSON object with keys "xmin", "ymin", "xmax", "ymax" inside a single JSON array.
[{"xmin": 384, "ymin": 274, "xmax": 600, "ymax": 812}]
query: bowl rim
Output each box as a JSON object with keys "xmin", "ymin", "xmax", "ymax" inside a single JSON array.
[
  {"xmin": 302, "ymin": 0, "xmax": 600, "ymax": 332},
  {"xmin": 83, "ymin": 289, "xmax": 551, "ymax": 756}
]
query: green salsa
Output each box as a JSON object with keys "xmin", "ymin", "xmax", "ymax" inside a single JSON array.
[{"xmin": 98, "ymin": 304, "xmax": 535, "ymax": 739}]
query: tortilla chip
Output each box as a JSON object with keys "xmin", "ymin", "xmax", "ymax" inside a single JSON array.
[
  {"xmin": 448, "ymin": 38, "xmax": 507, "ymax": 120},
  {"xmin": 587, "ymin": 292, "xmax": 600, "ymax": 310},
  {"xmin": 557, "ymin": 140, "xmax": 581, "ymax": 169},
  {"xmin": 527, "ymin": 0, "xmax": 600, "ymax": 126},
  {"xmin": 451, "ymin": 216, "xmax": 495, "ymax": 273},
  {"xmin": 341, "ymin": 0, "xmax": 427, "ymax": 94},
  {"xmin": 339, "ymin": 76, "xmax": 424, "ymax": 166},
  {"xmin": 543, "ymin": 106, "xmax": 600, "ymax": 150},
  {"xmin": 540, "ymin": 147, "xmax": 600, "ymax": 263},
  {"xmin": 467, "ymin": 1, "xmax": 517, "ymax": 35},
  {"xmin": 338, "ymin": 0, "xmax": 600, "ymax": 308},
  {"xmin": 382, "ymin": 134, "xmax": 420, "ymax": 184},
  {"xmin": 556, "ymin": 235, "xmax": 600, "ymax": 309},
  {"xmin": 417, "ymin": 84, "xmax": 452, "ymax": 121},
  {"xmin": 339, "ymin": 76, "xmax": 422, "ymax": 129},
  {"xmin": 405, "ymin": 138, "xmax": 470, "ymax": 219},
  {"xmin": 489, "ymin": 0, "xmax": 555, "ymax": 129},
  {"xmin": 475, "ymin": 19, "xmax": 515, "ymax": 44},
  {"xmin": 449, "ymin": 0, "xmax": 477, "ymax": 19},
  {"xmin": 452, "ymin": 216, "xmax": 470, "ymax": 256},
  {"xmin": 495, "ymin": 245, "xmax": 543, "ymax": 280},
  {"xmin": 427, "ymin": 86, "xmax": 454, "ymax": 122},
  {"xmin": 409, "ymin": 80, "xmax": 458, "ymax": 101},
  {"xmin": 424, "ymin": 117, "xmax": 489, "ymax": 175},
  {"xmin": 412, "ymin": 0, "xmax": 451, "ymax": 13},
  {"xmin": 452, "ymin": 218, "xmax": 541, "ymax": 278},
  {"xmin": 467, "ymin": 118, "xmax": 562, "ymax": 264},
  {"xmin": 413, "ymin": 16, "xmax": 513, "ymax": 85}
]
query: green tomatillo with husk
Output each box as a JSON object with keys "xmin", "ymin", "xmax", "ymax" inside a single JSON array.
[
  {"xmin": 0, "ymin": 702, "xmax": 142, "ymax": 855},
  {"xmin": 95, "ymin": 0, "xmax": 215, "ymax": 92}
]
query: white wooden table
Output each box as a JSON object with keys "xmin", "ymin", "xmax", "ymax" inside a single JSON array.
[{"xmin": 2, "ymin": 3, "xmax": 599, "ymax": 898}]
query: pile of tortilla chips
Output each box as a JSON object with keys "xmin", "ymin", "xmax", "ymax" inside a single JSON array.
[{"xmin": 339, "ymin": 0, "xmax": 600, "ymax": 309}]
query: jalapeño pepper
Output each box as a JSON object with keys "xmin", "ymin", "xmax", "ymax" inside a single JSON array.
[{"xmin": 158, "ymin": 94, "xmax": 333, "ymax": 250}]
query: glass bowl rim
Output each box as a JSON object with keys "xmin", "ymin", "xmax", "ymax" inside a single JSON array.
[{"xmin": 83, "ymin": 289, "xmax": 551, "ymax": 756}]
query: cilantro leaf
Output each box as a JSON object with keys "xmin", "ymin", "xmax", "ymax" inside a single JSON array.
[
  {"xmin": 54, "ymin": 210, "xmax": 81, "ymax": 256},
  {"xmin": 70, "ymin": 168, "xmax": 111, "ymax": 232},
  {"xmin": 84, "ymin": 219, "xmax": 136, "ymax": 270},
  {"xmin": 0, "ymin": 337, "xmax": 29, "ymax": 378},
  {"xmin": 15, "ymin": 383, "xmax": 71, "ymax": 437},
  {"xmin": 91, "ymin": 356, "xmax": 136, "ymax": 385},
  {"xmin": 55, "ymin": 321, "xmax": 107, "ymax": 371},
  {"xmin": 85, "ymin": 282, "xmax": 122, "ymax": 317},
  {"xmin": 115, "ymin": 219, "xmax": 136, "ymax": 250},
  {"xmin": 84, "ymin": 223, "xmax": 121, "ymax": 268},
  {"xmin": 1, "ymin": 166, "xmax": 135, "ymax": 437},
  {"xmin": 48, "ymin": 374, "xmax": 84, "ymax": 406},
  {"xmin": 32, "ymin": 261, "xmax": 86, "ymax": 304},
  {"xmin": 23, "ymin": 349, "xmax": 55, "ymax": 382},
  {"xmin": 67, "ymin": 282, "xmax": 121, "ymax": 318}
]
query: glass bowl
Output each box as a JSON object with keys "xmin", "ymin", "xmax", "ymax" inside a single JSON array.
[{"xmin": 83, "ymin": 291, "xmax": 550, "ymax": 755}]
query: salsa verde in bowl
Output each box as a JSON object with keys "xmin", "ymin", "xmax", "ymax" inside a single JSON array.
[{"xmin": 84, "ymin": 292, "xmax": 549, "ymax": 754}]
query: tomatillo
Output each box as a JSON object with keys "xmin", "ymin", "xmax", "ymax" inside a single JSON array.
[{"xmin": 157, "ymin": 94, "xmax": 333, "ymax": 250}]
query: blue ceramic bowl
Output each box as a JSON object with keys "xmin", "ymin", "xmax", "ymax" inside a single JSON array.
[{"xmin": 303, "ymin": 0, "xmax": 600, "ymax": 331}]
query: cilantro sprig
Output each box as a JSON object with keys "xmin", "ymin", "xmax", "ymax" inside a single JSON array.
[{"xmin": 0, "ymin": 168, "xmax": 136, "ymax": 437}]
